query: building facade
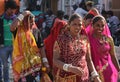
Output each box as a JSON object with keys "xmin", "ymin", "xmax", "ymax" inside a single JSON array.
[{"xmin": 111, "ymin": 0, "xmax": 120, "ymax": 19}]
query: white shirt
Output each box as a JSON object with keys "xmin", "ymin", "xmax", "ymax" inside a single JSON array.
[
  {"xmin": 74, "ymin": 8, "xmax": 88, "ymax": 18},
  {"xmin": 107, "ymin": 16, "xmax": 120, "ymax": 25}
]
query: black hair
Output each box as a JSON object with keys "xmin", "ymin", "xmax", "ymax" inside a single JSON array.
[
  {"xmin": 47, "ymin": 9, "xmax": 53, "ymax": 16},
  {"xmin": 92, "ymin": 15, "xmax": 105, "ymax": 25},
  {"xmin": 86, "ymin": 1, "xmax": 94, "ymax": 7},
  {"xmin": 5, "ymin": 0, "xmax": 18, "ymax": 10},
  {"xmin": 68, "ymin": 13, "xmax": 82, "ymax": 24},
  {"xmin": 64, "ymin": 15, "xmax": 69, "ymax": 20},
  {"xmin": 79, "ymin": 0, "xmax": 87, "ymax": 10},
  {"xmin": 101, "ymin": 10, "xmax": 107, "ymax": 15},
  {"xmin": 56, "ymin": 10, "xmax": 64, "ymax": 18},
  {"xmin": 84, "ymin": 14, "xmax": 94, "ymax": 20},
  {"xmin": 107, "ymin": 10, "xmax": 113, "ymax": 16}
]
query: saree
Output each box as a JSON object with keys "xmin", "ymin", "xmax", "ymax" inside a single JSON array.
[
  {"xmin": 53, "ymin": 31, "xmax": 89, "ymax": 82},
  {"xmin": 44, "ymin": 18, "xmax": 67, "ymax": 68},
  {"xmin": 88, "ymin": 23, "xmax": 118, "ymax": 82},
  {"xmin": 12, "ymin": 25, "xmax": 42, "ymax": 82}
]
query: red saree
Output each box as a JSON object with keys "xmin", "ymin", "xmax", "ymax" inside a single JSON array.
[
  {"xmin": 53, "ymin": 31, "xmax": 89, "ymax": 82},
  {"xmin": 44, "ymin": 18, "xmax": 67, "ymax": 68}
]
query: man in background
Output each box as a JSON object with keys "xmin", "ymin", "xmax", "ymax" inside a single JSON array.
[{"xmin": 0, "ymin": 0, "xmax": 18, "ymax": 82}]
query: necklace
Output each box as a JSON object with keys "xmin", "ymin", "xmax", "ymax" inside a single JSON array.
[
  {"xmin": 74, "ymin": 39, "xmax": 81, "ymax": 53},
  {"xmin": 68, "ymin": 31, "xmax": 85, "ymax": 54},
  {"xmin": 69, "ymin": 34, "xmax": 82, "ymax": 54}
]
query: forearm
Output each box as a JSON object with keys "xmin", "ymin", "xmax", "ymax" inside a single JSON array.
[
  {"xmin": 53, "ymin": 58, "xmax": 66, "ymax": 70},
  {"xmin": 87, "ymin": 55, "xmax": 97, "ymax": 73},
  {"xmin": 10, "ymin": 18, "xmax": 21, "ymax": 31},
  {"xmin": 111, "ymin": 54, "xmax": 120, "ymax": 71},
  {"xmin": 40, "ymin": 47, "xmax": 49, "ymax": 67},
  {"xmin": 40, "ymin": 47, "xmax": 47, "ymax": 58},
  {"xmin": 10, "ymin": 10, "xmax": 33, "ymax": 31}
]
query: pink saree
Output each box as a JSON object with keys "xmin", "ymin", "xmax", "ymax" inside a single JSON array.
[{"xmin": 88, "ymin": 24, "xmax": 118, "ymax": 82}]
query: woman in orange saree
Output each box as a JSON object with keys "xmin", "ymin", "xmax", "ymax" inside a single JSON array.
[{"xmin": 10, "ymin": 11, "xmax": 45, "ymax": 82}]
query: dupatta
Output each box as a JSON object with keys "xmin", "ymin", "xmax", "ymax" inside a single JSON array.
[
  {"xmin": 44, "ymin": 18, "xmax": 67, "ymax": 67},
  {"xmin": 86, "ymin": 23, "xmax": 111, "ymax": 37},
  {"xmin": 88, "ymin": 17, "xmax": 113, "ymax": 82},
  {"xmin": 12, "ymin": 17, "xmax": 42, "ymax": 82}
]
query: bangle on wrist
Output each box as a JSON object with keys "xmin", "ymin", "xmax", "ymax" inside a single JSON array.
[
  {"xmin": 91, "ymin": 71, "xmax": 99, "ymax": 80},
  {"xmin": 45, "ymin": 64, "xmax": 50, "ymax": 68},
  {"xmin": 42, "ymin": 57, "xmax": 48, "ymax": 63},
  {"xmin": 63, "ymin": 64, "xmax": 71, "ymax": 71},
  {"xmin": 17, "ymin": 14, "xmax": 24, "ymax": 21}
]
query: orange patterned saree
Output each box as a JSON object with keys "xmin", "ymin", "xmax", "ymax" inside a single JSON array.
[{"xmin": 12, "ymin": 25, "xmax": 42, "ymax": 82}]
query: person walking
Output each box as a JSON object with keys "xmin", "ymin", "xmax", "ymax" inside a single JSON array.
[
  {"xmin": 10, "ymin": 11, "xmax": 50, "ymax": 82},
  {"xmin": 0, "ymin": 0, "xmax": 18, "ymax": 82},
  {"xmin": 89, "ymin": 15, "xmax": 120, "ymax": 82},
  {"xmin": 53, "ymin": 13, "xmax": 101, "ymax": 82}
]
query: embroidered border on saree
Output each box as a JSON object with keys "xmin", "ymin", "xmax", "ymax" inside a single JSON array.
[
  {"xmin": 97, "ymin": 63, "xmax": 108, "ymax": 82},
  {"xmin": 54, "ymin": 69, "xmax": 76, "ymax": 82},
  {"xmin": 55, "ymin": 75, "xmax": 76, "ymax": 82}
]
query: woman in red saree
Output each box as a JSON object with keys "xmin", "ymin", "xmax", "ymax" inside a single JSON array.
[
  {"xmin": 53, "ymin": 14, "xmax": 101, "ymax": 82},
  {"xmin": 89, "ymin": 15, "xmax": 120, "ymax": 82},
  {"xmin": 44, "ymin": 10, "xmax": 67, "ymax": 68}
]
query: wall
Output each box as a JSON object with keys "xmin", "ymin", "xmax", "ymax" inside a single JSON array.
[{"xmin": 111, "ymin": 0, "xmax": 120, "ymax": 19}]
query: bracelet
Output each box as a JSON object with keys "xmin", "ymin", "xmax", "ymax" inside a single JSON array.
[
  {"xmin": 45, "ymin": 64, "xmax": 50, "ymax": 68},
  {"xmin": 17, "ymin": 14, "xmax": 24, "ymax": 21},
  {"xmin": 91, "ymin": 71, "xmax": 99, "ymax": 80},
  {"xmin": 42, "ymin": 57, "xmax": 48, "ymax": 63},
  {"xmin": 63, "ymin": 64, "xmax": 71, "ymax": 71}
]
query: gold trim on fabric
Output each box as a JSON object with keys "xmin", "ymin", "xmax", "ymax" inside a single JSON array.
[
  {"xmin": 54, "ymin": 69, "xmax": 76, "ymax": 82},
  {"xmin": 55, "ymin": 75, "xmax": 76, "ymax": 82},
  {"xmin": 97, "ymin": 63, "xmax": 108, "ymax": 82}
]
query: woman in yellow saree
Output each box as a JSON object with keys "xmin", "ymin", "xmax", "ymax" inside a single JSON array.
[{"xmin": 10, "ymin": 11, "xmax": 50, "ymax": 82}]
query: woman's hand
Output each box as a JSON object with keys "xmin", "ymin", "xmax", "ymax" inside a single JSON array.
[
  {"xmin": 94, "ymin": 76, "xmax": 102, "ymax": 82},
  {"xmin": 118, "ymin": 72, "xmax": 120, "ymax": 81},
  {"xmin": 22, "ymin": 10, "xmax": 32, "ymax": 17},
  {"xmin": 43, "ymin": 62, "xmax": 50, "ymax": 73},
  {"xmin": 68, "ymin": 65, "xmax": 84, "ymax": 76}
]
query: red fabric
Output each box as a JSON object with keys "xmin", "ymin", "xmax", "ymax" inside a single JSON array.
[
  {"xmin": 44, "ymin": 18, "xmax": 67, "ymax": 67},
  {"xmin": 88, "ymin": 10, "xmax": 98, "ymax": 16},
  {"xmin": 53, "ymin": 31, "xmax": 89, "ymax": 82}
]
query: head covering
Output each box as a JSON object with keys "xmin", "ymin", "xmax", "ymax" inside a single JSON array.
[
  {"xmin": 88, "ymin": 15, "xmax": 117, "ymax": 82},
  {"xmin": 44, "ymin": 19, "xmax": 67, "ymax": 67},
  {"xmin": 12, "ymin": 15, "xmax": 41, "ymax": 82},
  {"xmin": 88, "ymin": 8, "xmax": 99, "ymax": 16},
  {"xmin": 87, "ymin": 15, "xmax": 111, "ymax": 37}
]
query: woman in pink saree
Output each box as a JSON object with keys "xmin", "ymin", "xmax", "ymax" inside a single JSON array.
[{"xmin": 89, "ymin": 15, "xmax": 120, "ymax": 82}]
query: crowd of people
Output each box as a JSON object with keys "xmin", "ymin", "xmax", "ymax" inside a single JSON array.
[{"xmin": 0, "ymin": 0, "xmax": 120, "ymax": 82}]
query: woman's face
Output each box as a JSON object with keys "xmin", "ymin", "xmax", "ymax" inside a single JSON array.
[
  {"xmin": 93, "ymin": 19, "xmax": 106, "ymax": 35},
  {"xmin": 85, "ymin": 18, "xmax": 92, "ymax": 27},
  {"xmin": 69, "ymin": 18, "xmax": 82, "ymax": 36},
  {"xmin": 7, "ymin": 8, "xmax": 16, "ymax": 16}
]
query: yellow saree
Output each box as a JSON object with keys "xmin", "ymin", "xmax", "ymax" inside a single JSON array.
[{"xmin": 12, "ymin": 25, "xmax": 42, "ymax": 82}]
